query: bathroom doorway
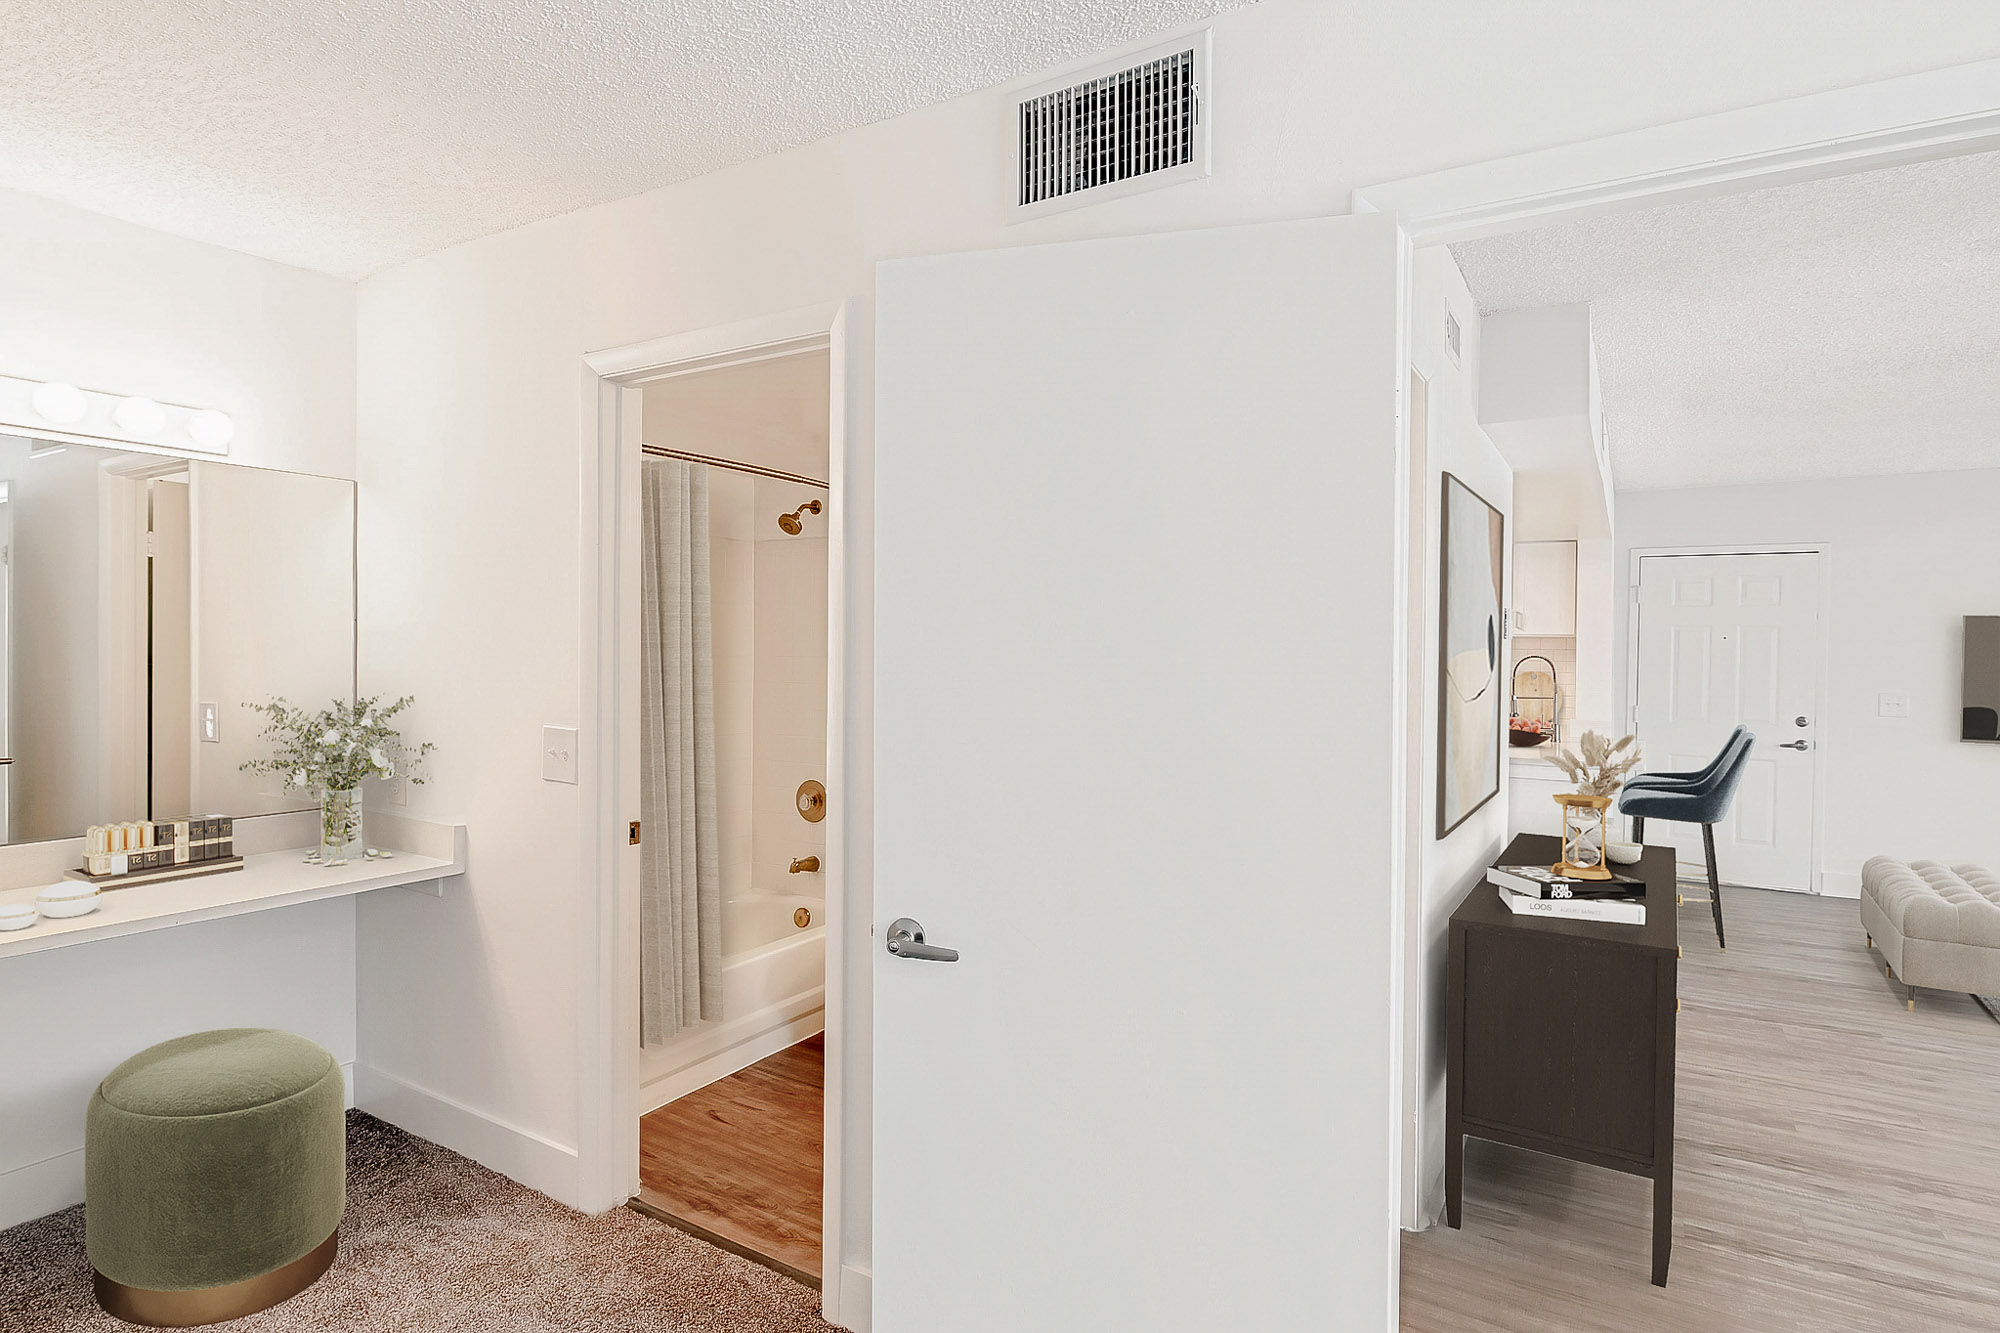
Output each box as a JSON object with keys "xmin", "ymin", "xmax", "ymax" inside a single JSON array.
[{"xmin": 626, "ymin": 347, "xmax": 833, "ymax": 1285}]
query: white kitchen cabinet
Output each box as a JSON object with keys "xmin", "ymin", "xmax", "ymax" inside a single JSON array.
[
  {"xmin": 1508, "ymin": 757, "xmax": 1569, "ymax": 840},
  {"xmin": 1513, "ymin": 540, "xmax": 1577, "ymax": 636}
]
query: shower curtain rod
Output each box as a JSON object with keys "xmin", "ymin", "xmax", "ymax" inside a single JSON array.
[{"xmin": 641, "ymin": 444, "xmax": 829, "ymax": 490}]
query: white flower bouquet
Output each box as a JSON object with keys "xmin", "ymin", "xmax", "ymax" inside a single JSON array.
[{"xmin": 240, "ymin": 695, "xmax": 435, "ymax": 794}]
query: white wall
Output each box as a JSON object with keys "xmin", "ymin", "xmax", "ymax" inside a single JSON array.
[
  {"xmin": 1618, "ymin": 469, "xmax": 2000, "ymax": 896},
  {"xmin": 0, "ymin": 189, "xmax": 355, "ymax": 476},
  {"xmin": 0, "ymin": 191, "xmax": 358, "ymax": 1231},
  {"xmin": 0, "ymin": 900, "xmax": 359, "ymax": 1231},
  {"xmin": 1409, "ymin": 246, "xmax": 1511, "ymax": 1229},
  {"xmin": 750, "ymin": 478, "xmax": 828, "ymax": 898},
  {"xmin": 343, "ymin": 2, "xmax": 2000, "ymax": 1319}
]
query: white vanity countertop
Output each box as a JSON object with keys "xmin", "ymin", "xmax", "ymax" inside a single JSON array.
[
  {"xmin": 1509, "ymin": 750, "xmax": 1566, "ymax": 776},
  {"xmin": 0, "ymin": 816, "xmax": 466, "ymax": 960}
]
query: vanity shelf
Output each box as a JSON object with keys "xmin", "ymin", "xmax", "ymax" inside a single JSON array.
[{"xmin": 0, "ymin": 814, "xmax": 465, "ymax": 960}]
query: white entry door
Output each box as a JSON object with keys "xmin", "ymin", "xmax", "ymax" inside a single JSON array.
[
  {"xmin": 1633, "ymin": 552, "xmax": 1822, "ymax": 891},
  {"xmin": 873, "ymin": 214, "xmax": 1406, "ymax": 1331}
]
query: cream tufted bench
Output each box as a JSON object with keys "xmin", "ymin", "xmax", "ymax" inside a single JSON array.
[{"xmin": 1860, "ymin": 858, "xmax": 2000, "ymax": 1010}]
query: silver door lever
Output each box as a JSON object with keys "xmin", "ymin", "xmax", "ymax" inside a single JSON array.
[
  {"xmin": 886, "ymin": 918, "xmax": 959, "ymax": 962},
  {"xmin": 1779, "ymin": 739, "xmax": 1810, "ymax": 750}
]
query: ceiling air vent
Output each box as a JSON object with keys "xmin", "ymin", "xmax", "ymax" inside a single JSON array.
[{"xmin": 1013, "ymin": 33, "xmax": 1211, "ymax": 220}]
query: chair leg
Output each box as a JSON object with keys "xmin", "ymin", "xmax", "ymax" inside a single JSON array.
[
  {"xmin": 1702, "ymin": 823, "xmax": 1726, "ymax": 950},
  {"xmin": 1631, "ymin": 815, "xmax": 1645, "ymax": 843}
]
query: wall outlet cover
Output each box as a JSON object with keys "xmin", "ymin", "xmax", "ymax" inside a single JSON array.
[
  {"xmin": 199, "ymin": 701, "xmax": 220, "ymax": 743},
  {"xmin": 1878, "ymin": 692, "xmax": 1910, "ymax": 718},
  {"xmin": 543, "ymin": 726, "xmax": 579, "ymax": 784}
]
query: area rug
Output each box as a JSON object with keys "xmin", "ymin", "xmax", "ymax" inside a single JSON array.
[{"xmin": 0, "ymin": 1112, "xmax": 836, "ymax": 1332}]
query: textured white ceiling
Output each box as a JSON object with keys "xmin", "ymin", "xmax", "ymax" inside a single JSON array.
[
  {"xmin": 0, "ymin": 0, "xmax": 1243, "ymax": 279},
  {"xmin": 1452, "ymin": 151, "xmax": 2000, "ymax": 492}
]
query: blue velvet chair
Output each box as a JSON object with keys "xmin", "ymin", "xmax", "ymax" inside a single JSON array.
[
  {"xmin": 1623, "ymin": 726, "xmax": 1747, "ymax": 793},
  {"xmin": 1619, "ymin": 730, "xmax": 1755, "ymax": 949}
]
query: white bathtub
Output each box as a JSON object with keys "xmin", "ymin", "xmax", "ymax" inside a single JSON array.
[
  {"xmin": 639, "ymin": 892, "xmax": 825, "ymax": 1112},
  {"xmin": 725, "ymin": 892, "xmax": 823, "ymax": 958}
]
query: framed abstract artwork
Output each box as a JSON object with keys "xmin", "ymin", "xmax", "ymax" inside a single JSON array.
[{"xmin": 1438, "ymin": 472, "xmax": 1504, "ymax": 838}]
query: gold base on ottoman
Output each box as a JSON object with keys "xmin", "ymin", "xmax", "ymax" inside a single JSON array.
[{"xmin": 94, "ymin": 1230, "xmax": 337, "ymax": 1327}]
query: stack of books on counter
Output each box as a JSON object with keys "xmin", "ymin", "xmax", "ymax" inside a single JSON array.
[{"xmin": 1489, "ymin": 864, "xmax": 1647, "ymax": 924}]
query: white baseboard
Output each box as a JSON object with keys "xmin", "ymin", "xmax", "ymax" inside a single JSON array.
[
  {"xmin": 1820, "ymin": 869, "xmax": 1863, "ymax": 899},
  {"xmin": 639, "ymin": 989, "xmax": 825, "ymax": 1115},
  {"xmin": 353, "ymin": 1062, "xmax": 578, "ymax": 1204},
  {"xmin": 0, "ymin": 1147, "xmax": 85, "ymax": 1233},
  {"xmin": 0, "ymin": 1061, "xmax": 357, "ymax": 1234},
  {"xmin": 830, "ymin": 1263, "xmax": 871, "ymax": 1333}
]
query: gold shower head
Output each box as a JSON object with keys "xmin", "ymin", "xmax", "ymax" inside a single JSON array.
[{"xmin": 778, "ymin": 500, "xmax": 821, "ymax": 535}]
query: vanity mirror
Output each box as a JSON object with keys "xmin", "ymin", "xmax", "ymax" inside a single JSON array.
[{"xmin": 0, "ymin": 434, "xmax": 354, "ymax": 844}]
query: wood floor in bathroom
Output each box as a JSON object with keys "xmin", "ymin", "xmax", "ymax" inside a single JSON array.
[{"xmin": 635, "ymin": 1033, "xmax": 824, "ymax": 1286}]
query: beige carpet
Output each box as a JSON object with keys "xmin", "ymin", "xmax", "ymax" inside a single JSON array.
[{"xmin": 0, "ymin": 1112, "xmax": 837, "ymax": 1332}]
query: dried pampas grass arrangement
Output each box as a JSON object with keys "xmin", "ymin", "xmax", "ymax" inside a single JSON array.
[{"xmin": 1550, "ymin": 730, "xmax": 1643, "ymax": 798}]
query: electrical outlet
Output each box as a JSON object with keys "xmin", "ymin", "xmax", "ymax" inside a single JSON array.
[
  {"xmin": 543, "ymin": 726, "xmax": 578, "ymax": 784},
  {"xmin": 1878, "ymin": 692, "xmax": 1910, "ymax": 718},
  {"xmin": 199, "ymin": 701, "xmax": 220, "ymax": 743}
]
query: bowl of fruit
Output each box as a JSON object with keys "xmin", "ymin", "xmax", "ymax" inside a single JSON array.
[{"xmin": 1508, "ymin": 717, "xmax": 1553, "ymax": 748}]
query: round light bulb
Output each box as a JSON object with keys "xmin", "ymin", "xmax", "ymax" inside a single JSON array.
[
  {"xmin": 113, "ymin": 396, "xmax": 166, "ymax": 436},
  {"xmin": 186, "ymin": 409, "xmax": 235, "ymax": 450},
  {"xmin": 31, "ymin": 381, "xmax": 88, "ymax": 424}
]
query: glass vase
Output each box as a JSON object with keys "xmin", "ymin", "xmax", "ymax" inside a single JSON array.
[{"xmin": 319, "ymin": 785, "xmax": 363, "ymax": 866}]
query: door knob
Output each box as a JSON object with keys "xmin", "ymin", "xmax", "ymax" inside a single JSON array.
[
  {"xmin": 886, "ymin": 917, "xmax": 959, "ymax": 963},
  {"xmin": 1779, "ymin": 739, "xmax": 1810, "ymax": 750}
]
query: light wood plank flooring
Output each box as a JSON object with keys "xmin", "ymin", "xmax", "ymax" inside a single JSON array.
[
  {"xmin": 1402, "ymin": 886, "xmax": 2000, "ymax": 1331},
  {"xmin": 636, "ymin": 1034, "xmax": 823, "ymax": 1286}
]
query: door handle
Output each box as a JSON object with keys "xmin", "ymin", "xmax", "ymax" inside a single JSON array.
[
  {"xmin": 886, "ymin": 917, "xmax": 959, "ymax": 963},
  {"xmin": 1778, "ymin": 739, "xmax": 1810, "ymax": 751}
]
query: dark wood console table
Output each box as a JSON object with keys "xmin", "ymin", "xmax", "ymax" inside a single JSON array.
[{"xmin": 1445, "ymin": 833, "xmax": 1679, "ymax": 1285}]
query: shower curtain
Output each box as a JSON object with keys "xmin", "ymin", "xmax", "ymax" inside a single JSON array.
[{"xmin": 640, "ymin": 459, "xmax": 723, "ymax": 1045}]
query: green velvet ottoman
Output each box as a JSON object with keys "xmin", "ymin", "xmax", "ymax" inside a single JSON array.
[{"xmin": 85, "ymin": 1029, "xmax": 345, "ymax": 1327}]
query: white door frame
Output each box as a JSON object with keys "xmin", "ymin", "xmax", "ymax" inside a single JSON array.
[
  {"xmin": 577, "ymin": 299, "xmax": 857, "ymax": 1315},
  {"xmin": 1625, "ymin": 544, "xmax": 1834, "ymax": 893},
  {"xmin": 1396, "ymin": 365, "xmax": 1428, "ymax": 1230},
  {"xmin": 1356, "ymin": 57, "xmax": 2000, "ymax": 1227}
]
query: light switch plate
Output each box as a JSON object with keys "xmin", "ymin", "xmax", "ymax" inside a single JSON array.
[
  {"xmin": 1878, "ymin": 692, "xmax": 1910, "ymax": 718},
  {"xmin": 199, "ymin": 701, "xmax": 220, "ymax": 743},
  {"xmin": 543, "ymin": 726, "xmax": 578, "ymax": 784},
  {"xmin": 373, "ymin": 772, "xmax": 408, "ymax": 808}
]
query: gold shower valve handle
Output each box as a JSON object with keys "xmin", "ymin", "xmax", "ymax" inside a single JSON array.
[
  {"xmin": 796, "ymin": 779, "xmax": 827, "ymax": 823},
  {"xmin": 789, "ymin": 856, "xmax": 820, "ymax": 874}
]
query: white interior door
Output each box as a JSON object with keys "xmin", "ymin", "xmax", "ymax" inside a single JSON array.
[
  {"xmin": 874, "ymin": 214, "xmax": 1406, "ymax": 1331},
  {"xmin": 1633, "ymin": 552, "xmax": 1822, "ymax": 891}
]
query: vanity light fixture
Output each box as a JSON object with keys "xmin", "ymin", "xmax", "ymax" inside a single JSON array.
[
  {"xmin": 0, "ymin": 372, "xmax": 235, "ymax": 457},
  {"xmin": 187, "ymin": 409, "xmax": 235, "ymax": 450},
  {"xmin": 114, "ymin": 396, "xmax": 167, "ymax": 436},
  {"xmin": 31, "ymin": 381, "xmax": 88, "ymax": 424}
]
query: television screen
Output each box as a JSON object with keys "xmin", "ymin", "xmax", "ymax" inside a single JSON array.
[{"xmin": 1964, "ymin": 616, "xmax": 2000, "ymax": 742}]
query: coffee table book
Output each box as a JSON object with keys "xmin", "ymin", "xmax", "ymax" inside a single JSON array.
[{"xmin": 1496, "ymin": 884, "xmax": 1645, "ymax": 925}]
